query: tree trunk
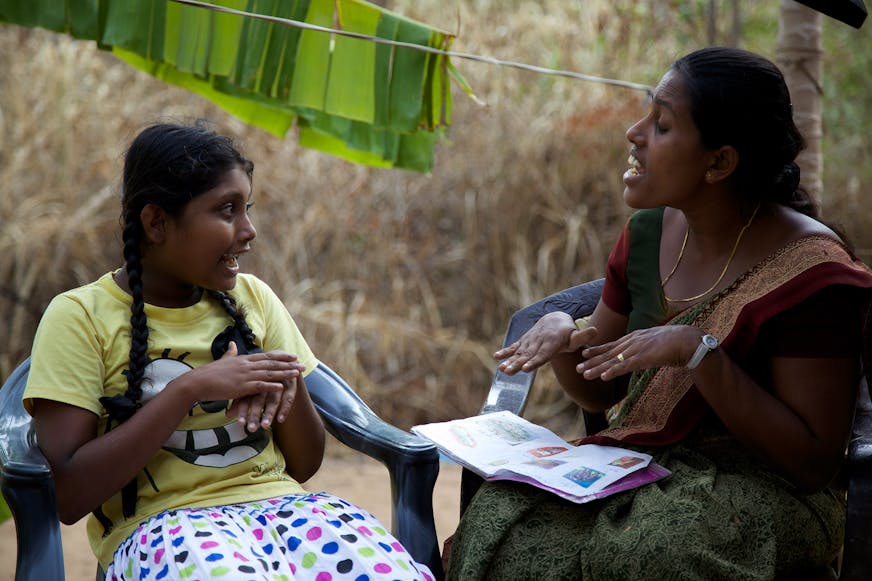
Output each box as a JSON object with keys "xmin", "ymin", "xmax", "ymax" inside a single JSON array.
[
  {"xmin": 776, "ymin": 0, "xmax": 823, "ymax": 206},
  {"xmin": 707, "ymin": 0, "xmax": 718, "ymax": 44}
]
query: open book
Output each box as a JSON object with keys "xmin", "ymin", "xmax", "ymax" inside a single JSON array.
[{"xmin": 412, "ymin": 410, "xmax": 670, "ymax": 504}]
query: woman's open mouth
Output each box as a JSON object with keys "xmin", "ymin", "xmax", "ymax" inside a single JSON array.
[{"xmin": 623, "ymin": 154, "xmax": 645, "ymax": 183}]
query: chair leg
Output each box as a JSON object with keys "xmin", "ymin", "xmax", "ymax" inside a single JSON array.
[
  {"xmin": 2, "ymin": 477, "xmax": 65, "ymax": 581},
  {"xmin": 459, "ymin": 468, "xmax": 484, "ymax": 516},
  {"xmin": 388, "ymin": 455, "xmax": 443, "ymax": 580}
]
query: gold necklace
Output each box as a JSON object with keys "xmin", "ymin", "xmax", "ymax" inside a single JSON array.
[{"xmin": 661, "ymin": 203, "xmax": 761, "ymax": 303}]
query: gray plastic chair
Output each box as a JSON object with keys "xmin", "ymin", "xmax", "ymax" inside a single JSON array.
[{"xmin": 0, "ymin": 358, "xmax": 444, "ymax": 580}]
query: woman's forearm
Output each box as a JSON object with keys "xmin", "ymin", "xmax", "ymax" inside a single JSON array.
[
  {"xmin": 691, "ymin": 350, "xmax": 856, "ymax": 491},
  {"xmin": 552, "ymin": 351, "xmax": 626, "ymax": 413}
]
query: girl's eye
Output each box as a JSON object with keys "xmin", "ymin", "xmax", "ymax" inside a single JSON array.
[
  {"xmin": 245, "ymin": 202, "xmax": 254, "ymax": 214},
  {"xmin": 654, "ymin": 119, "xmax": 668, "ymax": 134}
]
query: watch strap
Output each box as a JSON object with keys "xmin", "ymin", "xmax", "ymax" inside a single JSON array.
[{"xmin": 687, "ymin": 334, "xmax": 718, "ymax": 369}]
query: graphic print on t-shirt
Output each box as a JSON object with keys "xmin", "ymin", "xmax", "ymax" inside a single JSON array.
[{"xmin": 139, "ymin": 349, "xmax": 269, "ymax": 468}]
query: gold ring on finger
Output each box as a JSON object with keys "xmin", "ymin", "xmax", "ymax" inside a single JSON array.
[{"xmin": 616, "ymin": 352, "xmax": 625, "ymax": 363}]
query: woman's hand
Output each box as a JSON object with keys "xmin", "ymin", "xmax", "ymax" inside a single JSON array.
[
  {"xmin": 578, "ymin": 325, "xmax": 702, "ymax": 380},
  {"xmin": 495, "ymin": 311, "xmax": 598, "ymax": 375}
]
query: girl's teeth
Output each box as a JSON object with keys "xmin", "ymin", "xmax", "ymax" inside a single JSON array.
[{"xmin": 225, "ymin": 256, "xmax": 238, "ymax": 267}]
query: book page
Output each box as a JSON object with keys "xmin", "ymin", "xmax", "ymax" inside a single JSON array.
[{"xmin": 413, "ymin": 410, "xmax": 669, "ymax": 503}]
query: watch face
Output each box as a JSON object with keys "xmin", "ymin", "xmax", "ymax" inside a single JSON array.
[{"xmin": 702, "ymin": 334, "xmax": 718, "ymax": 349}]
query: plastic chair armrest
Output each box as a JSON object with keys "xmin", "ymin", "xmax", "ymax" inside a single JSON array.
[
  {"xmin": 0, "ymin": 358, "xmax": 66, "ymax": 581},
  {"xmin": 479, "ymin": 278, "xmax": 605, "ymax": 417},
  {"xmin": 305, "ymin": 362, "xmax": 443, "ymax": 579}
]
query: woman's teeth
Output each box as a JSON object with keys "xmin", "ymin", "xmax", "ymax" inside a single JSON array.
[
  {"xmin": 626, "ymin": 155, "xmax": 643, "ymax": 176},
  {"xmin": 224, "ymin": 255, "xmax": 239, "ymax": 267}
]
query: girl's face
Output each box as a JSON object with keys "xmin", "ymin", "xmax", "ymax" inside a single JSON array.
[
  {"xmin": 145, "ymin": 166, "xmax": 256, "ymax": 305},
  {"xmin": 622, "ymin": 70, "xmax": 712, "ymax": 209}
]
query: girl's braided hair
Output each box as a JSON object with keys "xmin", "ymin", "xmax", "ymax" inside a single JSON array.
[
  {"xmin": 98, "ymin": 122, "xmax": 258, "ymax": 522},
  {"xmin": 102, "ymin": 122, "xmax": 256, "ymax": 425}
]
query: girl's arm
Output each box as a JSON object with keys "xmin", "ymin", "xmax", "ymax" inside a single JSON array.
[
  {"xmin": 33, "ymin": 385, "xmax": 199, "ymax": 524},
  {"xmin": 694, "ymin": 349, "xmax": 856, "ymax": 492},
  {"xmin": 33, "ymin": 345, "xmax": 301, "ymax": 524},
  {"xmin": 270, "ymin": 375, "xmax": 326, "ymax": 483}
]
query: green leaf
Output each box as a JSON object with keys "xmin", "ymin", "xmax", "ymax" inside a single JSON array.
[
  {"xmin": 102, "ymin": 0, "xmax": 166, "ymax": 61},
  {"xmin": 68, "ymin": 0, "xmax": 99, "ymax": 39},
  {"xmin": 0, "ymin": 0, "xmax": 65, "ymax": 31},
  {"xmin": 0, "ymin": 0, "xmax": 460, "ymax": 172},
  {"xmin": 387, "ymin": 17, "xmax": 431, "ymax": 132},
  {"xmin": 114, "ymin": 46, "xmax": 296, "ymax": 136},
  {"xmin": 324, "ymin": 0, "xmax": 380, "ymax": 123},
  {"xmin": 287, "ymin": 0, "xmax": 332, "ymax": 110},
  {"xmin": 298, "ymin": 121, "xmax": 393, "ymax": 168}
]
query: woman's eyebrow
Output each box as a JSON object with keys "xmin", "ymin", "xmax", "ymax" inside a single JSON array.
[{"xmin": 653, "ymin": 96, "xmax": 676, "ymax": 114}]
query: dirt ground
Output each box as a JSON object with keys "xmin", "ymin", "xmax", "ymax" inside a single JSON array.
[{"xmin": 0, "ymin": 445, "xmax": 462, "ymax": 581}]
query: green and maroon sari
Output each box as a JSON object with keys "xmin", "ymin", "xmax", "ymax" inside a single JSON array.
[{"xmin": 447, "ymin": 209, "xmax": 872, "ymax": 581}]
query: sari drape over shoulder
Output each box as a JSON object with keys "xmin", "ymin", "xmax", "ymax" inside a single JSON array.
[
  {"xmin": 447, "ymin": 212, "xmax": 872, "ymax": 581},
  {"xmin": 589, "ymin": 232, "xmax": 872, "ymax": 448}
]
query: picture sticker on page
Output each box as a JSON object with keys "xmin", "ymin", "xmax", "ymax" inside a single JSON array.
[
  {"xmin": 610, "ymin": 455, "xmax": 645, "ymax": 469},
  {"xmin": 479, "ymin": 415, "xmax": 534, "ymax": 445},
  {"xmin": 449, "ymin": 425, "xmax": 476, "ymax": 447},
  {"xmin": 524, "ymin": 458, "xmax": 566, "ymax": 469},
  {"xmin": 528, "ymin": 446, "xmax": 568, "ymax": 458},
  {"xmin": 564, "ymin": 466, "xmax": 606, "ymax": 488}
]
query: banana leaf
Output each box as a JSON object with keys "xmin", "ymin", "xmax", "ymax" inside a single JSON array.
[{"xmin": 0, "ymin": 0, "xmax": 458, "ymax": 172}]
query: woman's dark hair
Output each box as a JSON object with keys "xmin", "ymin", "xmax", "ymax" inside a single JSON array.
[
  {"xmin": 104, "ymin": 122, "xmax": 257, "ymax": 427},
  {"xmin": 672, "ymin": 46, "xmax": 818, "ymax": 218}
]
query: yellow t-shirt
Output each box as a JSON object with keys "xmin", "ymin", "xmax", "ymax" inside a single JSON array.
[{"xmin": 24, "ymin": 272, "xmax": 319, "ymax": 568}]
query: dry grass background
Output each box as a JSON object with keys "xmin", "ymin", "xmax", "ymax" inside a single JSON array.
[{"xmin": 1, "ymin": 1, "xmax": 870, "ymax": 437}]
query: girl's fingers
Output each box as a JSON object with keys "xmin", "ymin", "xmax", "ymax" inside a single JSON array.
[
  {"xmin": 244, "ymin": 393, "xmax": 266, "ymax": 433},
  {"xmin": 276, "ymin": 381, "xmax": 296, "ymax": 423}
]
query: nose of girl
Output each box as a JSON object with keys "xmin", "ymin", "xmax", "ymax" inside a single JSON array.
[{"xmin": 240, "ymin": 214, "xmax": 257, "ymax": 243}]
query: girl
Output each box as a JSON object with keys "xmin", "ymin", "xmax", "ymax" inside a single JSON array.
[{"xmin": 24, "ymin": 122, "xmax": 434, "ymax": 580}]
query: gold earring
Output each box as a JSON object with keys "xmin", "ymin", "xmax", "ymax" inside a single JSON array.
[{"xmin": 705, "ymin": 170, "xmax": 714, "ymax": 183}]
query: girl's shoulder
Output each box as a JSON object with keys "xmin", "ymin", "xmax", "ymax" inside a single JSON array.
[
  {"xmin": 233, "ymin": 273, "xmax": 274, "ymax": 298},
  {"xmin": 47, "ymin": 271, "xmax": 129, "ymax": 312}
]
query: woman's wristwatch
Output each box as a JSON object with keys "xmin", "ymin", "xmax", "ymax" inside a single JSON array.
[{"xmin": 687, "ymin": 334, "xmax": 719, "ymax": 369}]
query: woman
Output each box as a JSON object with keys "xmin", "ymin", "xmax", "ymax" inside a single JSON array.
[{"xmin": 446, "ymin": 47, "xmax": 872, "ymax": 580}]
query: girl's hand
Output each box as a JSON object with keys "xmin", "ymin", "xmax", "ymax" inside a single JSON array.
[
  {"xmin": 495, "ymin": 311, "xmax": 598, "ymax": 375},
  {"xmin": 229, "ymin": 375, "xmax": 302, "ymax": 433},
  {"xmin": 219, "ymin": 343, "xmax": 306, "ymax": 432},
  {"xmin": 176, "ymin": 341, "xmax": 302, "ymax": 417},
  {"xmin": 577, "ymin": 325, "xmax": 702, "ymax": 381}
]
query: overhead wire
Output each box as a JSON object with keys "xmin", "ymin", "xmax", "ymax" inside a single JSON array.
[{"xmin": 169, "ymin": 0, "xmax": 654, "ymax": 96}]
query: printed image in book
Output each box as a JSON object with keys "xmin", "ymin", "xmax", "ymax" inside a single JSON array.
[{"xmin": 412, "ymin": 410, "xmax": 671, "ymax": 504}]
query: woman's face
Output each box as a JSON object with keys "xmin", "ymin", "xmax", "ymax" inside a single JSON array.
[
  {"xmin": 144, "ymin": 166, "xmax": 256, "ymax": 305},
  {"xmin": 622, "ymin": 70, "xmax": 712, "ymax": 209}
]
